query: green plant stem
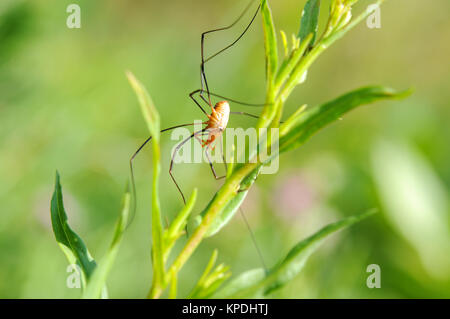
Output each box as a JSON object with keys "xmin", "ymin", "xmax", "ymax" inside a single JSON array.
[
  {"xmin": 279, "ymin": 42, "xmax": 325, "ymax": 103},
  {"xmin": 170, "ymin": 163, "xmax": 258, "ymax": 272},
  {"xmin": 148, "ymin": 141, "xmax": 165, "ymax": 299},
  {"xmin": 141, "ymin": 162, "xmax": 260, "ymax": 298},
  {"xmin": 274, "ymin": 33, "xmax": 313, "ymax": 92},
  {"xmin": 147, "ymin": 0, "xmax": 388, "ymax": 299}
]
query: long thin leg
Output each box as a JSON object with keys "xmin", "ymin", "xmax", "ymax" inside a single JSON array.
[
  {"xmin": 200, "ymin": 0, "xmax": 261, "ymax": 105},
  {"xmin": 219, "ymin": 133, "xmax": 227, "ymax": 173},
  {"xmin": 230, "ymin": 111, "xmax": 260, "ymax": 119},
  {"xmin": 231, "ymin": 111, "xmax": 284, "ymax": 123},
  {"xmin": 194, "ymin": 130, "xmax": 207, "ymax": 146},
  {"xmin": 204, "ymin": 143, "xmax": 226, "ymax": 180},
  {"xmin": 194, "ymin": 130, "xmax": 226, "ymax": 180},
  {"xmin": 128, "ymin": 122, "xmax": 200, "ymax": 228},
  {"xmin": 191, "ymin": 89, "xmax": 268, "ymax": 107},
  {"xmin": 203, "ymin": 2, "xmax": 261, "ymax": 64},
  {"xmin": 189, "ymin": 90, "xmax": 209, "ymax": 117},
  {"xmin": 239, "ymin": 207, "xmax": 268, "ymax": 273},
  {"xmin": 169, "ymin": 129, "xmax": 207, "ymax": 204}
]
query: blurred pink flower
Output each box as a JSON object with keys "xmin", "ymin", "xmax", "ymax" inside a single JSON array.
[{"xmin": 272, "ymin": 173, "xmax": 317, "ymax": 220}]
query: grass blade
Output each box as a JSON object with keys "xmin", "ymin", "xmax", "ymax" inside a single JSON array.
[
  {"xmin": 50, "ymin": 171, "xmax": 98, "ymax": 290},
  {"xmin": 82, "ymin": 185, "xmax": 131, "ymax": 299}
]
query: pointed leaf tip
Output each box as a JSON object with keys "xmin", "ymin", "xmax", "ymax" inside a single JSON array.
[{"xmin": 298, "ymin": 0, "xmax": 321, "ymax": 47}]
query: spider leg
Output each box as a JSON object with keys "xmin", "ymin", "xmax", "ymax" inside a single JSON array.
[
  {"xmin": 169, "ymin": 129, "xmax": 207, "ymax": 204},
  {"xmin": 204, "ymin": 143, "xmax": 226, "ymax": 180},
  {"xmin": 199, "ymin": 0, "xmax": 261, "ymax": 105},
  {"xmin": 129, "ymin": 122, "xmax": 199, "ymax": 228}
]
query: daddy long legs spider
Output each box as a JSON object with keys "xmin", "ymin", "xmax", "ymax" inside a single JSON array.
[
  {"xmin": 129, "ymin": 0, "xmax": 268, "ymax": 271},
  {"xmin": 130, "ymin": 0, "xmax": 263, "ymax": 210}
]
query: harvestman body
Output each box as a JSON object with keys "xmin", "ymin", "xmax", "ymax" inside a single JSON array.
[{"xmin": 204, "ymin": 101, "xmax": 230, "ymax": 147}]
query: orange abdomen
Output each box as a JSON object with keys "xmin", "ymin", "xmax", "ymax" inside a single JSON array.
[{"xmin": 203, "ymin": 101, "xmax": 230, "ymax": 148}]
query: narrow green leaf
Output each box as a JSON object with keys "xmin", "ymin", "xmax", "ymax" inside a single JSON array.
[
  {"xmin": 164, "ymin": 189, "xmax": 198, "ymax": 262},
  {"xmin": 280, "ymin": 1, "xmax": 387, "ymax": 102},
  {"xmin": 279, "ymin": 104, "xmax": 307, "ymax": 136},
  {"xmin": 298, "ymin": 0, "xmax": 320, "ymax": 46},
  {"xmin": 220, "ymin": 210, "xmax": 377, "ymax": 298},
  {"xmin": 196, "ymin": 264, "xmax": 231, "ymax": 299},
  {"xmin": 168, "ymin": 189, "xmax": 197, "ymax": 239},
  {"xmin": 263, "ymin": 210, "xmax": 376, "ymax": 295},
  {"xmin": 195, "ymin": 166, "xmax": 261, "ymax": 237},
  {"xmin": 82, "ymin": 185, "xmax": 131, "ymax": 299},
  {"xmin": 279, "ymin": 86, "xmax": 412, "ymax": 154},
  {"xmin": 280, "ymin": 30, "xmax": 288, "ymax": 57},
  {"xmin": 126, "ymin": 71, "xmax": 164, "ymax": 295},
  {"xmin": 274, "ymin": 33, "xmax": 313, "ymax": 91},
  {"xmin": 188, "ymin": 250, "xmax": 218, "ymax": 298},
  {"xmin": 200, "ymin": 191, "xmax": 248, "ymax": 238},
  {"xmin": 211, "ymin": 268, "xmax": 265, "ymax": 299},
  {"xmin": 258, "ymin": 0, "xmax": 280, "ymax": 129},
  {"xmin": 188, "ymin": 250, "xmax": 231, "ymax": 299},
  {"xmin": 261, "ymin": 0, "xmax": 278, "ymax": 85},
  {"xmin": 50, "ymin": 171, "xmax": 98, "ymax": 290},
  {"xmin": 126, "ymin": 71, "xmax": 160, "ymax": 142}
]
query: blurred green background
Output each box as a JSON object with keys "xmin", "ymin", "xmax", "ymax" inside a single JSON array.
[{"xmin": 0, "ymin": 0, "xmax": 449, "ymax": 298}]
